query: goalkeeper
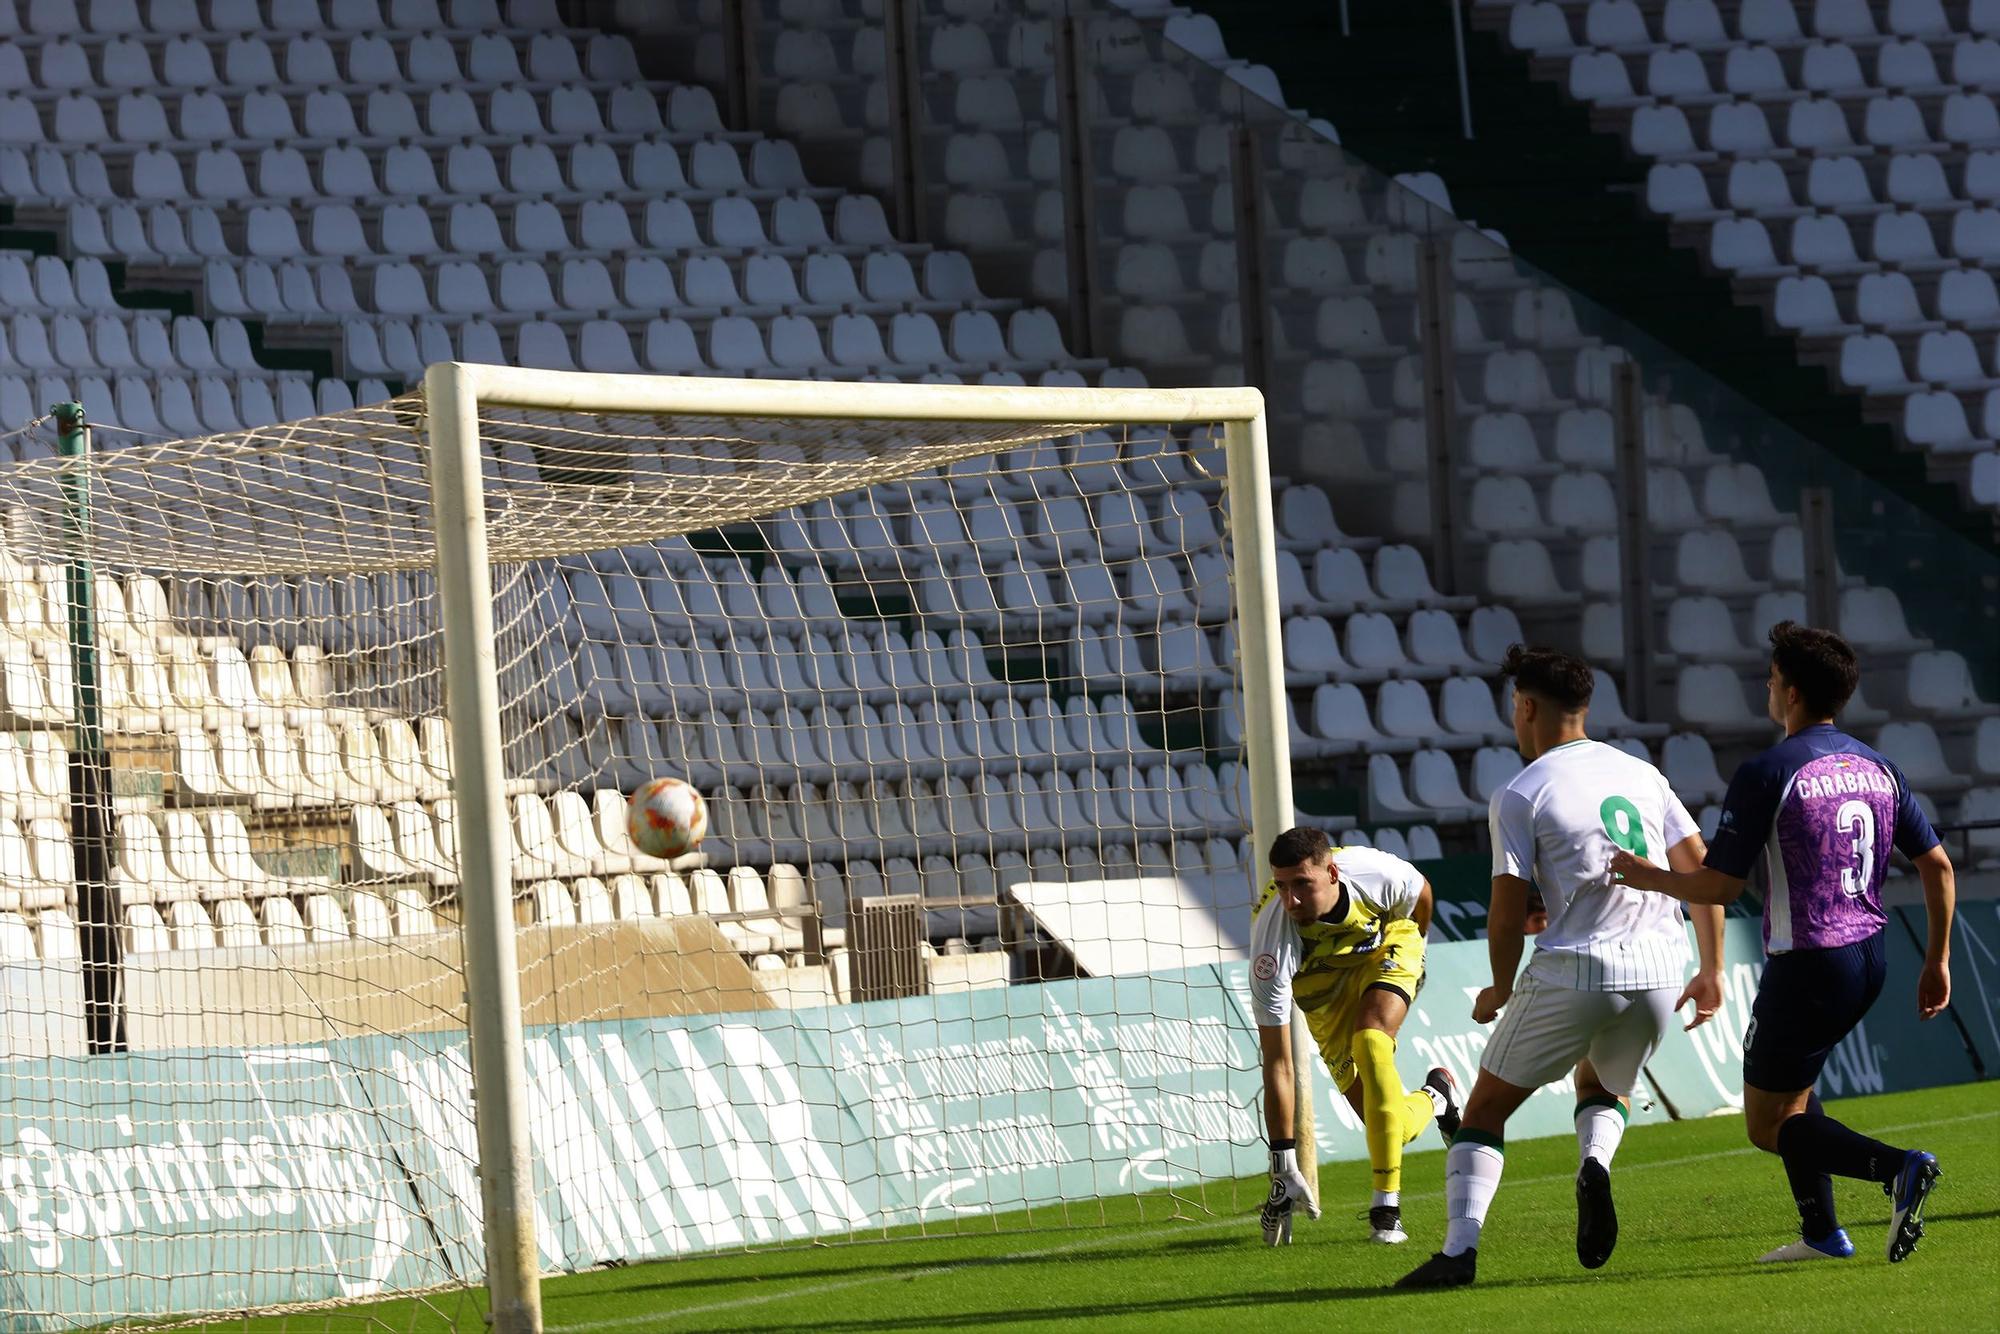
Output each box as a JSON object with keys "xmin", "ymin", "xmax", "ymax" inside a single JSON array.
[{"xmin": 1252, "ymin": 827, "xmax": 1460, "ymax": 1246}]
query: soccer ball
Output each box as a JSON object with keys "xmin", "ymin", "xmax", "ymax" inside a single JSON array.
[{"xmin": 626, "ymin": 777, "xmax": 708, "ymax": 859}]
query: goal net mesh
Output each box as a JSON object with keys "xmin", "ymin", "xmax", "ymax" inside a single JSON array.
[{"xmin": 0, "ymin": 390, "xmax": 1269, "ymax": 1329}]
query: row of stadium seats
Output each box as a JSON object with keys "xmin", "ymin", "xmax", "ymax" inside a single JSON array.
[
  {"xmin": 1838, "ymin": 329, "xmax": 2000, "ymax": 394},
  {"xmin": 1629, "ymin": 92, "xmax": 2000, "ymax": 157},
  {"xmin": 0, "ymin": 371, "xmax": 362, "ymax": 439},
  {"xmin": 3, "ymin": 311, "xmax": 289, "ymax": 378},
  {"xmin": 338, "ymin": 311, "xmax": 1086, "ymax": 382},
  {"xmin": 4, "ymin": 240, "xmax": 992, "ymax": 322},
  {"xmin": 1276, "ymin": 346, "xmax": 1681, "ymax": 421},
  {"xmin": 1654, "ymin": 154, "xmax": 2000, "ymax": 222},
  {"xmin": 0, "ymin": 28, "xmax": 639, "ymax": 90},
  {"xmin": 125, "ymin": 866, "xmax": 825, "ymax": 958},
  {"xmin": 1572, "ymin": 587, "xmax": 1930, "ymax": 660},
  {"xmin": 171, "ymin": 721, "xmax": 462, "ymax": 809},
  {"xmin": 585, "ymin": 695, "xmax": 1186, "ymax": 783},
  {"xmin": 7, "ymin": 138, "xmax": 814, "ymax": 217},
  {"xmin": 0, "ymin": 0, "xmax": 558, "ymax": 38},
  {"xmin": 548, "ymin": 617, "xmax": 1509, "ymax": 725},
  {"xmin": 121, "ymin": 887, "xmax": 425, "ymax": 952},
  {"xmin": 1772, "ymin": 269, "xmax": 2000, "ymax": 339},
  {"xmin": 0, "ymin": 635, "xmax": 359, "ymax": 729},
  {"xmin": 1712, "ymin": 212, "xmax": 2000, "ymax": 278},
  {"xmin": 1570, "ymin": 35, "xmax": 2000, "ymax": 104},
  {"xmin": 0, "ymin": 18, "xmax": 636, "ymax": 83},
  {"xmin": 52, "ymin": 189, "xmax": 895, "ymax": 266},
  {"xmin": 1462, "ymin": 466, "xmax": 1784, "ymax": 538},
  {"xmin": 1482, "ymin": 530, "xmax": 1809, "ymax": 606},
  {"xmin": 0, "ymin": 369, "xmax": 375, "ymax": 435},
  {"xmin": 202, "ymin": 248, "xmax": 991, "ymax": 322},
  {"xmin": 563, "ymin": 569, "xmax": 1483, "ymax": 652},
  {"xmin": 1497, "ymin": 0, "xmax": 2000, "ymax": 52},
  {"xmin": 1486, "ymin": 524, "xmax": 1807, "ymax": 595}
]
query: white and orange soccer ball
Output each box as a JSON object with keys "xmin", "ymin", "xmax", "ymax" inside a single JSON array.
[{"xmin": 627, "ymin": 776, "xmax": 708, "ymax": 859}]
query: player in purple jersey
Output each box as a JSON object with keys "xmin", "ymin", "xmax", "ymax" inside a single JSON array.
[{"xmin": 1610, "ymin": 623, "xmax": 1956, "ymax": 1265}]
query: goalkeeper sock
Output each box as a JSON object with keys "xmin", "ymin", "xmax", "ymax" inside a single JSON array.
[
  {"xmin": 1400, "ymin": 1089, "xmax": 1438, "ymax": 1146},
  {"xmin": 1575, "ymin": 1094, "xmax": 1628, "ymax": 1169},
  {"xmin": 1353, "ymin": 1027, "xmax": 1406, "ymax": 1196},
  {"xmin": 1444, "ymin": 1131, "xmax": 1505, "ymax": 1257}
]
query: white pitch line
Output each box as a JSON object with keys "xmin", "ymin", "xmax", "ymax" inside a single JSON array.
[{"xmin": 552, "ymin": 1106, "xmax": 1997, "ymax": 1332}]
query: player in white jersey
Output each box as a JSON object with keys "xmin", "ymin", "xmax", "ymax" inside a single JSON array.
[{"xmin": 1399, "ymin": 646, "xmax": 1726, "ymax": 1290}]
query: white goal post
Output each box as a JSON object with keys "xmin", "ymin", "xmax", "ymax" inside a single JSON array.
[{"xmin": 421, "ymin": 364, "xmax": 1298, "ymax": 1332}]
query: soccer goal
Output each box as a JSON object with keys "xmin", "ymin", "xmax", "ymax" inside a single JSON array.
[{"xmin": 0, "ymin": 367, "xmax": 1300, "ymax": 1332}]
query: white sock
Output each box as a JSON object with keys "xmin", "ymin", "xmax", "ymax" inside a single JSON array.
[
  {"xmin": 1443, "ymin": 1139, "xmax": 1504, "ymax": 1257},
  {"xmin": 1575, "ymin": 1099, "xmax": 1626, "ymax": 1170},
  {"xmin": 1372, "ymin": 1189, "xmax": 1399, "ymax": 1209}
]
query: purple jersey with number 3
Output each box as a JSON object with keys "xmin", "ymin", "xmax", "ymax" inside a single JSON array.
[{"xmin": 1703, "ymin": 725, "xmax": 1940, "ymax": 954}]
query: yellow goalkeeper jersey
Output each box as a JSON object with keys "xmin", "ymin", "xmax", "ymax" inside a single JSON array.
[{"xmin": 1248, "ymin": 845, "xmax": 1426, "ymax": 1027}]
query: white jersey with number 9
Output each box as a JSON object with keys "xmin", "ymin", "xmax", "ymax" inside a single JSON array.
[{"xmin": 1489, "ymin": 738, "xmax": 1701, "ymax": 992}]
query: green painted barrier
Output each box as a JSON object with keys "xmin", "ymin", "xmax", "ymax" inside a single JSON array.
[{"xmin": 0, "ymin": 1048, "xmax": 450, "ymax": 1329}]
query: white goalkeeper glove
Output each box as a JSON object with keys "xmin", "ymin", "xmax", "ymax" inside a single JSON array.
[{"xmin": 1259, "ymin": 1145, "xmax": 1319, "ymax": 1246}]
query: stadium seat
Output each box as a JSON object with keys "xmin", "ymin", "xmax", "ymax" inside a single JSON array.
[
  {"xmin": 1875, "ymin": 721, "xmax": 1971, "ymax": 793},
  {"xmin": 1674, "ymin": 664, "xmax": 1767, "ymax": 735},
  {"xmin": 1661, "ymin": 733, "xmax": 1728, "ymax": 804},
  {"xmin": 1377, "ymin": 679, "xmax": 1451, "ymax": 747},
  {"xmin": 1904, "ymin": 651, "xmax": 1993, "ymax": 718}
]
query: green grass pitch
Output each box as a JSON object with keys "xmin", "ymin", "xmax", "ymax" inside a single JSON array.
[{"xmin": 164, "ymin": 1082, "xmax": 1996, "ymax": 1333}]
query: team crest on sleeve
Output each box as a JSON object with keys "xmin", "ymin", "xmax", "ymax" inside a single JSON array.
[{"xmin": 1253, "ymin": 953, "xmax": 1278, "ymax": 982}]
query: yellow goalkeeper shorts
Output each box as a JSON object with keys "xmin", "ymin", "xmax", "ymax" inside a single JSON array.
[{"xmin": 1300, "ymin": 919, "xmax": 1426, "ymax": 1093}]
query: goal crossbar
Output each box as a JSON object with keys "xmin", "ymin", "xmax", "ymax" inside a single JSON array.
[{"xmin": 432, "ymin": 363, "xmax": 1267, "ymax": 424}]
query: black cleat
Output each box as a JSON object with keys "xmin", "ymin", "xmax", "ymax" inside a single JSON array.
[
  {"xmin": 1367, "ymin": 1204, "xmax": 1407, "ymax": 1244},
  {"xmin": 1887, "ymin": 1151, "xmax": 1940, "ymax": 1263},
  {"xmin": 1396, "ymin": 1248, "xmax": 1477, "ymax": 1290},
  {"xmin": 1424, "ymin": 1066, "xmax": 1462, "ymax": 1143},
  {"xmin": 1576, "ymin": 1157, "xmax": 1618, "ymax": 1270}
]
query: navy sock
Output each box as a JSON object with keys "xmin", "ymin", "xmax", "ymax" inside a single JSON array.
[
  {"xmin": 1782, "ymin": 1092, "xmax": 1840, "ymax": 1240},
  {"xmin": 1775, "ymin": 1097, "xmax": 1905, "ymax": 1189}
]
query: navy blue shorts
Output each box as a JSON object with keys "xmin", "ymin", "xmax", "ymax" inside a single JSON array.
[{"xmin": 1742, "ymin": 931, "xmax": 1887, "ymax": 1092}]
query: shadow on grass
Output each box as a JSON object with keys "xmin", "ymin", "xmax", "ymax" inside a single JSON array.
[
  {"xmin": 1673, "ymin": 1202, "xmax": 2000, "ymax": 1252},
  {"xmin": 546, "ymin": 1236, "xmax": 1247, "ymax": 1304},
  {"xmin": 669, "ymin": 1261, "xmax": 1756, "ymax": 1332}
]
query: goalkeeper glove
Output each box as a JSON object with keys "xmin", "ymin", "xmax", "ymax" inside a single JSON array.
[{"xmin": 1259, "ymin": 1144, "xmax": 1319, "ymax": 1246}]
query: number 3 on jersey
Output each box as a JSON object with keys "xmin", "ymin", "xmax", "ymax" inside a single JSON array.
[
  {"xmin": 1835, "ymin": 799, "xmax": 1875, "ymax": 897},
  {"xmin": 1599, "ymin": 796, "xmax": 1650, "ymax": 860}
]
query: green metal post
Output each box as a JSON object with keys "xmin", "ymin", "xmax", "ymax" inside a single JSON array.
[{"xmin": 53, "ymin": 402, "xmax": 120, "ymax": 1053}]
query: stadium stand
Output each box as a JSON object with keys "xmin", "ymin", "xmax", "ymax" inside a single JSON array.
[
  {"xmin": 1475, "ymin": 0, "xmax": 2000, "ymax": 510},
  {"xmin": 647, "ymin": 1, "xmax": 1991, "ymax": 806},
  {"xmin": 0, "ymin": 0, "xmax": 1990, "ymax": 1005}
]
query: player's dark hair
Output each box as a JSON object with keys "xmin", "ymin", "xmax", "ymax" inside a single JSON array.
[
  {"xmin": 1499, "ymin": 643, "xmax": 1594, "ymax": 714},
  {"xmin": 1268, "ymin": 826, "xmax": 1330, "ymax": 868},
  {"xmin": 1767, "ymin": 620, "xmax": 1858, "ymax": 719}
]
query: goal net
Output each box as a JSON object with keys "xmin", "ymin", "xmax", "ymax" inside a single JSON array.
[{"xmin": 0, "ymin": 370, "xmax": 1290, "ymax": 1331}]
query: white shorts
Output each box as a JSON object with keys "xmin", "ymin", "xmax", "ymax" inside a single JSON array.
[{"xmin": 1479, "ymin": 974, "xmax": 1678, "ymax": 1097}]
